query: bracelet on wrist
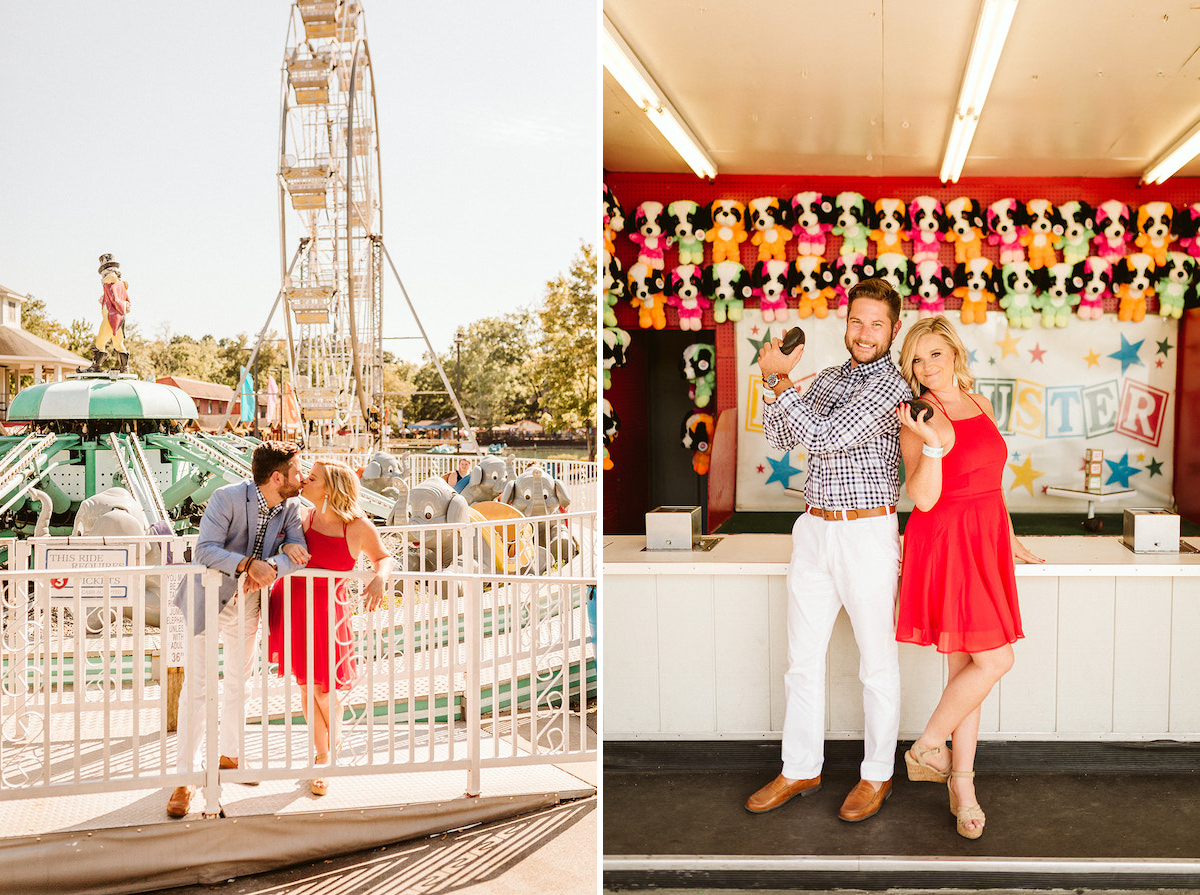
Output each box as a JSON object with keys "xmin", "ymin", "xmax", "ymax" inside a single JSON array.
[{"xmin": 922, "ymin": 443, "xmax": 944, "ymax": 458}]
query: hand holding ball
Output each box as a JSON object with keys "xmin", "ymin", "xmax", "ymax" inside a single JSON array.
[{"xmin": 780, "ymin": 327, "xmax": 805, "ymax": 355}]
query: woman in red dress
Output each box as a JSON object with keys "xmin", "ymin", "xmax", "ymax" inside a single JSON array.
[
  {"xmin": 267, "ymin": 460, "xmax": 392, "ymax": 795},
  {"xmin": 894, "ymin": 315, "xmax": 1043, "ymax": 839}
]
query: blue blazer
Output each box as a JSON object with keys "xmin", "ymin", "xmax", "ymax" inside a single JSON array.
[{"xmin": 174, "ymin": 480, "xmax": 306, "ymax": 633}]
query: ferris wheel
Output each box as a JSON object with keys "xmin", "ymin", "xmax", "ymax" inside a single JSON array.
[{"xmin": 278, "ymin": 0, "xmax": 383, "ymax": 445}]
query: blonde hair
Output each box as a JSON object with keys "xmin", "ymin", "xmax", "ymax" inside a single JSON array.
[
  {"xmin": 316, "ymin": 461, "xmax": 364, "ymax": 523},
  {"xmin": 898, "ymin": 315, "xmax": 974, "ymax": 395}
]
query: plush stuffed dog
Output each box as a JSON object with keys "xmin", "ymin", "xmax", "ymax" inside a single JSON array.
[
  {"xmin": 999, "ymin": 262, "xmax": 1039, "ymax": 328},
  {"xmin": 790, "ymin": 256, "xmax": 835, "ymax": 319},
  {"xmin": 681, "ymin": 343, "xmax": 716, "ymax": 408},
  {"xmin": 790, "ymin": 191, "xmax": 836, "ymax": 257},
  {"xmin": 874, "ymin": 252, "xmax": 912, "ymax": 299},
  {"xmin": 1092, "ymin": 200, "xmax": 1133, "ymax": 263},
  {"xmin": 602, "ymin": 325, "xmax": 631, "ymax": 389},
  {"xmin": 1055, "ymin": 201, "xmax": 1095, "ymax": 266},
  {"xmin": 908, "ymin": 196, "xmax": 947, "ymax": 263},
  {"xmin": 1174, "ymin": 202, "xmax": 1200, "ymax": 258},
  {"xmin": 1154, "ymin": 251, "xmax": 1195, "ymax": 319},
  {"xmin": 702, "ymin": 260, "xmax": 753, "ymax": 323},
  {"xmin": 869, "ymin": 198, "xmax": 909, "ymax": 256},
  {"xmin": 602, "ymin": 399, "xmax": 619, "ymax": 471},
  {"xmin": 944, "ymin": 197, "xmax": 986, "ymax": 264},
  {"xmin": 748, "ymin": 196, "xmax": 793, "ymax": 262},
  {"xmin": 1073, "ymin": 256, "xmax": 1112, "ymax": 320},
  {"xmin": 831, "ymin": 253, "xmax": 877, "ymax": 318},
  {"xmin": 833, "ymin": 191, "xmax": 872, "ymax": 256},
  {"xmin": 665, "ymin": 200, "xmax": 711, "ymax": 265},
  {"xmin": 628, "ymin": 261, "xmax": 668, "ymax": 330},
  {"xmin": 707, "ymin": 199, "xmax": 749, "ymax": 263},
  {"xmin": 953, "ymin": 257, "xmax": 999, "ymax": 325},
  {"xmin": 987, "ymin": 198, "xmax": 1027, "ymax": 265},
  {"xmin": 1020, "ymin": 199, "xmax": 1063, "ymax": 270},
  {"xmin": 603, "ymin": 183, "xmax": 625, "ymax": 256},
  {"xmin": 751, "ymin": 259, "xmax": 792, "ymax": 322},
  {"xmin": 603, "ymin": 252, "xmax": 625, "ymax": 327},
  {"xmin": 682, "ymin": 411, "xmax": 715, "ymax": 476},
  {"xmin": 1135, "ymin": 202, "xmax": 1174, "ymax": 267},
  {"xmin": 911, "ymin": 260, "xmax": 953, "ymax": 318},
  {"xmin": 666, "ymin": 264, "xmax": 710, "ymax": 331},
  {"xmin": 629, "ymin": 201, "xmax": 670, "ymax": 270},
  {"xmin": 1113, "ymin": 252, "xmax": 1156, "ymax": 322},
  {"xmin": 1034, "ymin": 262, "xmax": 1082, "ymax": 328}
]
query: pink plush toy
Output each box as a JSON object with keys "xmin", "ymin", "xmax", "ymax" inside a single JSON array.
[
  {"xmin": 666, "ymin": 264, "xmax": 711, "ymax": 331},
  {"xmin": 831, "ymin": 254, "xmax": 876, "ymax": 318},
  {"xmin": 944, "ymin": 197, "xmax": 985, "ymax": 264},
  {"xmin": 1092, "ymin": 200, "xmax": 1133, "ymax": 263},
  {"xmin": 1073, "ymin": 257, "xmax": 1112, "ymax": 320},
  {"xmin": 911, "ymin": 260, "xmax": 953, "ymax": 318},
  {"xmin": 748, "ymin": 197, "xmax": 793, "ymax": 262},
  {"xmin": 987, "ymin": 198, "xmax": 1027, "ymax": 265},
  {"xmin": 1174, "ymin": 202, "xmax": 1200, "ymax": 258},
  {"xmin": 908, "ymin": 196, "xmax": 946, "ymax": 263},
  {"xmin": 1135, "ymin": 202, "xmax": 1174, "ymax": 267},
  {"xmin": 629, "ymin": 201, "xmax": 669, "ymax": 270},
  {"xmin": 790, "ymin": 256, "xmax": 835, "ymax": 319},
  {"xmin": 752, "ymin": 259, "xmax": 791, "ymax": 322},
  {"xmin": 790, "ymin": 192, "xmax": 835, "ymax": 257},
  {"xmin": 1020, "ymin": 199, "xmax": 1062, "ymax": 270}
]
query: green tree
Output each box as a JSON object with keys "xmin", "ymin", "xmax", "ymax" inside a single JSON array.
[
  {"xmin": 533, "ymin": 243, "xmax": 597, "ymax": 457},
  {"xmin": 19, "ymin": 295, "xmax": 71, "ymax": 345}
]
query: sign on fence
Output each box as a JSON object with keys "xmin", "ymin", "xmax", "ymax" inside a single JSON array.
[{"xmin": 43, "ymin": 547, "xmax": 134, "ymax": 599}]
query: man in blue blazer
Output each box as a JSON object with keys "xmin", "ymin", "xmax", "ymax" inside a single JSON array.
[{"xmin": 169, "ymin": 441, "xmax": 310, "ymax": 817}]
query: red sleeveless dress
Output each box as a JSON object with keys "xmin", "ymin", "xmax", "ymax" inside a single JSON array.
[
  {"xmin": 896, "ymin": 393, "xmax": 1023, "ymax": 654},
  {"xmin": 267, "ymin": 522, "xmax": 359, "ymax": 691}
]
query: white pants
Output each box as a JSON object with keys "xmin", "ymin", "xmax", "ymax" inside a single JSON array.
[
  {"xmin": 781, "ymin": 511, "xmax": 901, "ymax": 783},
  {"xmin": 175, "ymin": 593, "xmax": 260, "ymax": 773}
]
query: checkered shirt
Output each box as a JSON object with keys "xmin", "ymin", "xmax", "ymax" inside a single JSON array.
[
  {"xmin": 763, "ymin": 354, "xmax": 913, "ymax": 510},
  {"xmin": 250, "ymin": 485, "xmax": 284, "ymax": 560}
]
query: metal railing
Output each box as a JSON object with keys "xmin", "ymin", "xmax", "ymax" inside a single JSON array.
[{"xmin": 0, "ymin": 512, "xmax": 596, "ymax": 812}]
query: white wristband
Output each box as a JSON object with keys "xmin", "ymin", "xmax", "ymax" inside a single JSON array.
[{"xmin": 922, "ymin": 443, "xmax": 944, "ymax": 458}]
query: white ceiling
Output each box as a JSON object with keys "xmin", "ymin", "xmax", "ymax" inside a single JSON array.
[{"xmin": 603, "ymin": 0, "xmax": 1200, "ymax": 179}]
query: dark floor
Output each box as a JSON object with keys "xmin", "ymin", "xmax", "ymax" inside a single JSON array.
[
  {"xmin": 716, "ymin": 512, "xmax": 1200, "ymax": 536},
  {"xmin": 603, "ymin": 742, "xmax": 1200, "ymax": 890}
]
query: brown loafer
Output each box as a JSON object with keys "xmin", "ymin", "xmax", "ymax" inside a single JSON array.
[
  {"xmin": 167, "ymin": 785, "xmax": 195, "ymax": 818},
  {"xmin": 745, "ymin": 773, "xmax": 822, "ymax": 813},
  {"xmin": 219, "ymin": 754, "xmax": 259, "ymax": 785},
  {"xmin": 838, "ymin": 778, "xmax": 892, "ymax": 822}
]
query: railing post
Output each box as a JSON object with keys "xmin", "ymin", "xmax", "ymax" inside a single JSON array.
[
  {"xmin": 201, "ymin": 567, "xmax": 222, "ymax": 817},
  {"xmin": 465, "ymin": 574, "xmax": 482, "ymax": 798}
]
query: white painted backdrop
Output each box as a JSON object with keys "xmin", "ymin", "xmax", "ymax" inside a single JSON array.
[{"xmin": 735, "ymin": 309, "xmax": 1178, "ymax": 513}]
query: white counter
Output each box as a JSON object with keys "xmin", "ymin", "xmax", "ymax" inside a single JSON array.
[{"xmin": 603, "ymin": 535, "xmax": 1200, "ymax": 742}]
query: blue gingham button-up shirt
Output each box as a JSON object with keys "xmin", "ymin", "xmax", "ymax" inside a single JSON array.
[{"xmin": 763, "ymin": 354, "xmax": 913, "ymax": 511}]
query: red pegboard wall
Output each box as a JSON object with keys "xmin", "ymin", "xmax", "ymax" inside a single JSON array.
[{"xmin": 603, "ymin": 173, "xmax": 1200, "ymax": 531}]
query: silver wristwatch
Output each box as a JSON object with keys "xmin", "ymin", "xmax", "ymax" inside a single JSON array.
[{"xmin": 765, "ymin": 373, "xmax": 781, "ymax": 389}]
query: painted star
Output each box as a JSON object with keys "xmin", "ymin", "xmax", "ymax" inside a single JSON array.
[
  {"xmin": 1146, "ymin": 457, "xmax": 1164, "ymax": 478},
  {"xmin": 1104, "ymin": 451, "xmax": 1142, "ymax": 489},
  {"xmin": 747, "ymin": 330, "xmax": 773, "ymax": 365},
  {"xmin": 1007, "ymin": 455, "xmax": 1045, "ymax": 496},
  {"xmin": 968, "ymin": 349, "xmax": 979, "ymax": 365},
  {"xmin": 996, "ymin": 329, "xmax": 1021, "ymax": 359},
  {"xmin": 1137, "ymin": 453, "xmax": 1145, "ymax": 463},
  {"xmin": 1029, "ymin": 343, "xmax": 1047, "ymax": 363},
  {"xmin": 1083, "ymin": 349, "xmax": 1101, "ymax": 369},
  {"xmin": 1108, "ymin": 334, "xmax": 1145, "ymax": 376},
  {"xmin": 765, "ymin": 452, "xmax": 803, "ymax": 488},
  {"xmin": 1156, "ymin": 358, "xmax": 1164, "ymax": 368},
  {"xmin": 751, "ymin": 325, "xmax": 761, "ymax": 335},
  {"xmin": 1156, "ymin": 337, "xmax": 1173, "ymax": 357},
  {"xmin": 988, "ymin": 356, "xmax": 996, "ymax": 366},
  {"xmin": 757, "ymin": 464, "xmax": 764, "ymax": 474}
]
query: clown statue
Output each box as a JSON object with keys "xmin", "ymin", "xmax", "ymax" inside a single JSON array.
[{"xmin": 82, "ymin": 253, "xmax": 131, "ymax": 373}]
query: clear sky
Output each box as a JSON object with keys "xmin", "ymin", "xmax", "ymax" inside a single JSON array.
[{"xmin": 0, "ymin": 2, "xmax": 598, "ymax": 364}]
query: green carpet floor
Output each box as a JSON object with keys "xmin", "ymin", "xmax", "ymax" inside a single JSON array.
[{"xmin": 715, "ymin": 511, "xmax": 1200, "ymax": 536}]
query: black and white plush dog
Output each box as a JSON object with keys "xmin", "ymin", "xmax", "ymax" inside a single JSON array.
[{"xmin": 702, "ymin": 260, "xmax": 753, "ymax": 323}]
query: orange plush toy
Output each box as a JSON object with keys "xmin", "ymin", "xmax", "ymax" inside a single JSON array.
[
  {"xmin": 1020, "ymin": 199, "xmax": 1062, "ymax": 270},
  {"xmin": 748, "ymin": 196, "xmax": 793, "ymax": 262},
  {"xmin": 869, "ymin": 198, "xmax": 909, "ymax": 256},
  {"xmin": 1113, "ymin": 253, "xmax": 1156, "ymax": 322},
  {"xmin": 682, "ymin": 412, "xmax": 715, "ymax": 475},
  {"xmin": 953, "ymin": 258, "xmax": 999, "ymax": 325},
  {"xmin": 707, "ymin": 199, "xmax": 748, "ymax": 263},
  {"xmin": 944, "ymin": 197, "xmax": 985, "ymax": 264},
  {"xmin": 790, "ymin": 256, "xmax": 835, "ymax": 319},
  {"xmin": 1135, "ymin": 202, "xmax": 1174, "ymax": 266},
  {"xmin": 627, "ymin": 261, "xmax": 668, "ymax": 330}
]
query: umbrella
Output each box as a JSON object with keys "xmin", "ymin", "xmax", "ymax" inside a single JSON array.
[
  {"xmin": 239, "ymin": 367, "xmax": 255, "ymax": 423},
  {"xmin": 266, "ymin": 375, "xmax": 279, "ymax": 424},
  {"xmin": 7, "ymin": 378, "xmax": 198, "ymax": 420},
  {"xmin": 283, "ymin": 381, "xmax": 300, "ymax": 430}
]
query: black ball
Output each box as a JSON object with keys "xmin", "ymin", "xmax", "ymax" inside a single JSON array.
[
  {"xmin": 908, "ymin": 399, "xmax": 934, "ymax": 422},
  {"xmin": 781, "ymin": 327, "xmax": 805, "ymax": 355}
]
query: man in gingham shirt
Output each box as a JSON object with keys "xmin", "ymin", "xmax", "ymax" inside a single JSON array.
[{"xmin": 746, "ymin": 278, "xmax": 913, "ymax": 823}]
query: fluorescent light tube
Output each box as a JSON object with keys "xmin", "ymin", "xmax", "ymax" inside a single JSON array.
[
  {"xmin": 1143, "ymin": 118, "xmax": 1200, "ymax": 184},
  {"xmin": 603, "ymin": 15, "xmax": 717, "ymax": 179}
]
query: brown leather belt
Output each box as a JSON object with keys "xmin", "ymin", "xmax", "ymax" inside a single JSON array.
[{"xmin": 806, "ymin": 505, "xmax": 896, "ymax": 521}]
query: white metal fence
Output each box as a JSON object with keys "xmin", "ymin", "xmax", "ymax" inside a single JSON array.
[{"xmin": 0, "ymin": 511, "xmax": 596, "ymax": 812}]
